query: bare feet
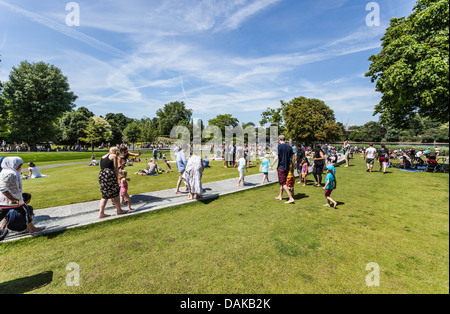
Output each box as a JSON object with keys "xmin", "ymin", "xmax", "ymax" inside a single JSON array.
[
  {"xmin": 285, "ymin": 199, "xmax": 295, "ymax": 204},
  {"xmin": 27, "ymin": 226, "xmax": 46, "ymax": 234},
  {"xmin": 116, "ymin": 210, "xmax": 129, "ymax": 216},
  {"xmin": 324, "ymin": 204, "xmax": 331, "ymax": 207},
  {"xmin": 275, "ymin": 196, "xmax": 283, "ymax": 201}
]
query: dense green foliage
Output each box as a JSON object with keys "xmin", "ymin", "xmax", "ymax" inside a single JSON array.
[
  {"xmin": 346, "ymin": 117, "xmax": 449, "ymax": 143},
  {"xmin": 366, "ymin": 0, "xmax": 449, "ymax": 127},
  {"xmin": 281, "ymin": 97, "xmax": 342, "ymax": 144},
  {"xmin": 2, "ymin": 61, "xmax": 77, "ymax": 147}
]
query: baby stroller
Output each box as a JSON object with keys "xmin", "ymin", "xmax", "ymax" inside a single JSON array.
[{"xmin": 426, "ymin": 156, "xmax": 442, "ymax": 173}]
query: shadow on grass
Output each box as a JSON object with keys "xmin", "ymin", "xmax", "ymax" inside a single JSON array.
[
  {"xmin": 0, "ymin": 271, "xmax": 53, "ymax": 294},
  {"xmin": 293, "ymin": 193, "xmax": 309, "ymax": 200}
]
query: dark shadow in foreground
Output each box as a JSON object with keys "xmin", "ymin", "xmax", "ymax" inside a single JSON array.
[{"xmin": 0, "ymin": 271, "xmax": 53, "ymax": 294}]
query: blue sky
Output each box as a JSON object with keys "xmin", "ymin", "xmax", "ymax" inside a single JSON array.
[{"xmin": 0, "ymin": 0, "xmax": 417, "ymax": 127}]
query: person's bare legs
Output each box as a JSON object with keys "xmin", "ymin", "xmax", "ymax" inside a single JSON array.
[
  {"xmin": 275, "ymin": 185, "xmax": 283, "ymax": 200},
  {"xmin": 283, "ymin": 185, "xmax": 295, "ymax": 204},
  {"xmin": 26, "ymin": 222, "xmax": 45, "ymax": 234},
  {"xmin": 99, "ymin": 198, "xmax": 111, "ymax": 219},
  {"xmin": 175, "ymin": 172, "xmax": 185, "ymax": 194},
  {"xmin": 113, "ymin": 196, "xmax": 128, "ymax": 215},
  {"xmin": 326, "ymin": 197, "xmax": 338, "ymax": 209}
]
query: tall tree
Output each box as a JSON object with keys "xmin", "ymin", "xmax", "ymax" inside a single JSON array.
[
  {"xmin": 58, "ymin": 107, "xmax": 94, "ymax": 145},
  {"xmin": 281, "ymin": 97, "xmax": 342, "ymax": 144},
  {"xmin": 208, "ymin": 114, "xmax": 239, "ymax": 138},
  {"xmin": 139, "ymin": 117, "xmax": 159, "ymax": 144},
  {"xmin": 79, "ymin": 116, "xmax": 113, "ymax": 150},
  {"xmin": 2, "ymin": 61, "xmax": 77, "ymax": 148},
  {"xmin": 123, "ymin": 121, "xmax": 141, "ymax": 150},
  {"xmin": 105, "ymin": 113, "xmax": 134, "ymax": 145},
  {"xmin": 366, "ymin": 0, "xmax": 449, "ymax": 127},
  {"xmin": 156, "ymin": 101, "xmax": 192, "ymax": 136}
]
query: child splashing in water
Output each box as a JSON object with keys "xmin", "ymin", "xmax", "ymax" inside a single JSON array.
[{"xmin": 119, "ymin": 169, "xmax": 134, "ymax": 212}]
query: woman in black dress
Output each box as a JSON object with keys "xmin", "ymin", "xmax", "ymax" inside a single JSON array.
[
  {"xmin": 98, "ymin": 147, "xmax": 128, "ymax": 219},
  {"xmin": 313, "ymin": 145, "xmax": 326, "ymax": 187}
]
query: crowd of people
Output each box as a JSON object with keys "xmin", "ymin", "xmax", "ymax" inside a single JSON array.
[{"xmin": 1, "ymin": 137, "xmax": 448, "ymax": 242}]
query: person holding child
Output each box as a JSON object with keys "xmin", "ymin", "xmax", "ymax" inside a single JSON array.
[
  {"xmin": 1, "ymin": 157, "xmax": 45, "ymax": 241},
  {"xmin": 1, "ymin": 192, "xmax": 44, "ymax": 235}
]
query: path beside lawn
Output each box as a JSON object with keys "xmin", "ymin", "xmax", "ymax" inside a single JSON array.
[{"xmin": 4, "ymin": 170, "xmax": 282, "ymax": 243}]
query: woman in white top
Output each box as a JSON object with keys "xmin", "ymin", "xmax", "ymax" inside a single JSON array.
[{"xmin": 28, "ymin": 162, "xmax": 43, "ymax": 179}]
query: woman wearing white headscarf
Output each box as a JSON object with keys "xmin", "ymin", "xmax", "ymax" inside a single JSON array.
[{"xmin": 0, "ymin": 157, "xmax": 44, "ymax": 241}]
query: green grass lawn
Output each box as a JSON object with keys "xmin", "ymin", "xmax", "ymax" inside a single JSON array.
[{"xmin": 0, "ymin": 156, "xmax": 448, "ymax": 294}]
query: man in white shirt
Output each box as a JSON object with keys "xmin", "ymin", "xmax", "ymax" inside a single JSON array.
[{"xmin": 364, "ymin": 144, "xmax": 378, "ymax": 173}]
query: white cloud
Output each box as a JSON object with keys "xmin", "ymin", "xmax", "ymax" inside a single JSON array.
[
  {"xmin": 0, "ymin": 0, "xmax": 127, "ymax": 57},
  {"xmin": 217, "ymin": 0, "xmax": 282, "ymax": 31}
]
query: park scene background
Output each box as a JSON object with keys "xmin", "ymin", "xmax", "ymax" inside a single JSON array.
[{"xmin": 0, "ymin": 0, "xmax": 449, "ymax": 294}]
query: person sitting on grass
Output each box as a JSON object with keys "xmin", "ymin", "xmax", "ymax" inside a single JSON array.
[
  {"xmin": 401, "ymin": 153, "xmax": 412, "ymax": 169},
  {"xmin": 323, "ymin": 165, "xmax": 338, "ymax": 209},
  {"xmin": 1, "ymin": 193, "xmax": 45, "ymax": 235},
  {"xmin": 27, "ymin": 162, "xmax": 45, "ymax": 179},
  {"xmin": 145, "ymin": 158, "xmax": 158, "ymax": 175},
  {"xmin": 203, "ymin": 155, "xmax": 211, "ymax": 169}
]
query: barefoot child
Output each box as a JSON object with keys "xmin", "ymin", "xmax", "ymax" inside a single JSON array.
[
  {"xmin": 236, "ymin": 151, "xmax": 247, "ymax": 186},
  {"xmin": 298, "ymin": 157, "xmax": 309, "ymax": 186},
  {"xmin": 119, "ymin": 170, "xmax": 134, "ymax": 212},
  {"xmin": 286, "ymin": 158, "xmax": 295, "ymax": 196},
  {"xmin": 323, "ymin": 165, "xmax": 338, "ymax": 209},
  {"xmin": 260, "ymin": 154, "xmax": 271, "ymax": 184}
]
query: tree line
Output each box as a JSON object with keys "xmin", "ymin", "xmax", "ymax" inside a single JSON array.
[{"xmin": 1, "ymin": 0, "xmax": 448, "ymax": 149}]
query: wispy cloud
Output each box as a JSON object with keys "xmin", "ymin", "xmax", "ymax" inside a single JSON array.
[
  {"xmin": 217, "ymin": 0, "xmax": 282, "ymax": 31},
  {"xmin": 0, "ymin": 0, "xmax": 127, "ymax": 58}
]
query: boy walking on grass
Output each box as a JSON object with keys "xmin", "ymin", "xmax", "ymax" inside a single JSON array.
[
  {"xmin": 260, "ymin": 154, "xmax": 271, "ymax": 184},
  {"xmin": 323, "ymin": 165, "xmax": 338, "ymax": 209}
]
